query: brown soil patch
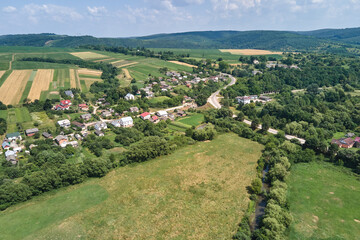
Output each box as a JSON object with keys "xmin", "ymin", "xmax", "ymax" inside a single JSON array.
[
  {"xmin": 28, "ymin": 69, "xmax": 54, "ymax": 101},
  {"xmin": 219, "ymin": 49, "xmax": 283, "ymax": 55},
  {"xmin": 169, "ymin": 61, "xmax": 197, "ymax": 68},
  {"xmin": 354, "ymin": 219, "xmax": 360, "ymax": 223},
  {"xmin": 329, "ymin": 192, "xmax": 334, "ymax": 194},
  {"xmin": 77, "ymin": 68, "xmax": 102, "ymax": 77},
  {"xmin": 0, "ymin": 70, "xmax": 32, "ymax": 105}
]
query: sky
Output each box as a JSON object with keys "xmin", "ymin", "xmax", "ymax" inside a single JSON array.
[{"xmin": 0, "ymin": 0, "xmax": 359, "ymax": 37}]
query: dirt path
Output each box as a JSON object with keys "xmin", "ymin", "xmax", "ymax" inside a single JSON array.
[{"xmin": 8, "ymin": 54, "xmax": 15, "ymax": 70}]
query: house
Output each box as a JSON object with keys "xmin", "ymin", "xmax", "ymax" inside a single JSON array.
[
  {"xmin": 236, "ymin": 96, "xmax": 251, "ymax": 105},
  {"xmin": 67, "ymin": 141, "xmax": 79, "ymax": 148},
  {"xmin": 25, "ymin": 128, "xmax": 39, "ymax": 137},
  {"xmin": 331, "ymin": 138, "xmax": 355, "ymax": 149},
  {"xmin": 140, "ymin": 112, "xmax": 151, "ymax": 120},
  {"xmin": 259, "ymin": 96, "xmax": 272, "ymax": 102},
  {"xmin": 6, "ymin": 132, "xmax": 22, "ymax": 142},
  {"xmin": 150, "ymin": 115, "xmax": 159, "ymax": 123},
  {"xmin": 120, "ymin": 117, "xmax": 134, "ymax": 127},
  {"xmin": 54, "ymin": 135, "xmax": 68, "ymax": 147},
  {"xmin": 42, "ymin": 132, "xmax": 52, "ymax": 139},
  {"xmin": 130, "ymin": 107, "xmax": 139, "ymax": 113},
  {"xmin": 57, "ymin": 119, "xmax": 71, "ymax": 128},
  {"xmin": 111, "ymin": 119, "xmax": 121, "ymax": 128},
  {"xmin": 60, "ymin": 100, "xmax": 72, "ymax": 106},
  {"xmin": 96, "ymin": 98, "xmax": 106, "ymax": 105},
  {"xmin": 102, "ymin": 110, "xmax": 112, "ymax": 118},
  {"xmin": 2, "ymin": 141, "xmax": 10, "ymax": 150},
  {"xmin": 125, "ymin": 93, "xmax": 135, "ymax": 101},
  {"xmin": 54, "ymin": 104, "xmax": 70, "ymax": 110},
  {"xmin": 249, "ymin": 95, "xmax": 258, "ymax": 100},
  {"xmin": 94, "ymin": 121, "xmax": 107, "ymax": 131},
  {"xmin": 6, "ymin": 155, "xmax": 17, "ymax": 165},
  {"xmin": 346, "ymin": 133, "xmax": 355, "ymax": 138},
  {"xmin": 64, "ymin": 90, "xmax": 74, "ymax": 98},
  {"xmin": 168, "ymin": 113, "xmax": 175, "ymax": 121},
  {"xmin": 72, "ymin": 121, "xmax": 86, "ymax": 130},
  {"xmin": 95, "ymin": 130, "xmax": 104, "ymax": 137},
  {"xmin": 81, "ymin": 113, "xmax": 92, "ymax": 121},
  {"xmin": 81, "ymin": 131, "xmax": 89, "ymax": 138},
  {"xmin": 75, "ymin": 134, "xmax": 83, "ymax": 140},
  {"xmin": 176, "ymin": 110, "xmax": 187, "ymax": 117},
  {"xmin": 157, "ymin": 110, "xmax": 168, "ymax": 118},
  {"xmin": 79, "ymin": 103, "xmax": 89, "ymax": 111}
]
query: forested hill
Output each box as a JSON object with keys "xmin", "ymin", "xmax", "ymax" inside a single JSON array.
[{"xmin": 0, "ymin": 28, "xmax": 360, "ymax": 51}]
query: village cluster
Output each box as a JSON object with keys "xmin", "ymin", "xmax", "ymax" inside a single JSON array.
[{"xmin": 331, "ymin": 132, "xmax": 360, "ymax": 149}]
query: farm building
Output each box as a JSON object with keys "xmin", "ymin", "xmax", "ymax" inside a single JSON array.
[
  {"xmin": 57, "ymin": 119, "xmax": 71, "ymax": 128},
  {"xmin": 120, "ymin": 117, "xmax": 134, "ymax": 128},
  {"xmin": 42, "ymin": 132, "xmax": 52, "ymax": 139},
  {"xmin": 157, "ymin": 110, "xmax": 168, "ymax": 118},
  {"xmin": 6, "ymin": 132, "xmax": 22, "ymax": 142},
  {"xmin": 25, "ymin": 128, "xmax": 39, "ymax": 137},
  {"xmin": 125, "ymin": 93, "xmax": 135, "ymax": 101},
  {"xmin": 94, "ymin": 121, "xmax": 107, "ymax": 131},
  {"xmin": 140, "ymin": 112, "xmax": 151, "ymax": 120},
  {"xmin": 72, "ymin": 121, "xmax": 86, "ymax": 130},
  {"xmin": 54, "ymin": 135, "xmax": 68, "ymax": 147}
]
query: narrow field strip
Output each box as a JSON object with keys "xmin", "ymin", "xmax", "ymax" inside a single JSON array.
[
  {"xmin": 219, "ymin": 49, "xmax": 283, "ymax": 55},
  {"xmin": 77, "ymin": 68, "xmax": 102, "ymax": 77},
  {"xmin": 75, "ymin": 69, "xmax": 81, "ymax": 90},
  {"xmin": 0, "ymin": 70, "xmax": 32, "ymax": 105},
  {"xmin": 0, "ymin": 70, "xmax": 12, "ymax": 88},
  {"xmin": 116, "ymin": 62, "xmax": 138, "ymax": 68},
  {"xmin": 168, "ymin": 61, "xmax": 197, "ymax": 68},
  {"xmin": 69, "ymin": 69, "xmax": 77, "ymax": 89},
  {"xmin": 20, "ymin": 70, "xmax": 37, "ymax": 103},
  {"xmin": 70, "ymin": 52, "xmax": 108, "ymax": 60},
  {"xmin": 0, "ymin": 71, "xmax": 5, "ymax": 79},
  {"xmin": 28, "ymin": 69, "xmax": 54, "ymax": 102}
]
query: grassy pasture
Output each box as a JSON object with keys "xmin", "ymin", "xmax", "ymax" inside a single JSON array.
[
  {"xmin": 0, "ymin": 185, "xmax": 108, "ymax": 240},
  {"xmin": 0, "ymin": 133, "xmax": 263, "ymax": 240},
  {"xmin": 149, "ymin": 96, "xmax": 171, "ymax": 104},
  {"xmin": 177, "ymin": 113, "xmax": 204, "ymax": 127},
  {"xmin": 288, "ymin": 162, "xmax": 360, "ymax": 240}
]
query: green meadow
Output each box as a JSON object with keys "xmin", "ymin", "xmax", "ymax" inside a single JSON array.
[
  {"xmin": 0, "ymin": 134, "xmax": 263, "ymax": 240},
  {"xmin": 288, "ymin": 162, "xmax": 360, "ymax": 240}
]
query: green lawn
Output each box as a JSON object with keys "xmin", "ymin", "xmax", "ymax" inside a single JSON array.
[
  {"xmin": 0, "ymin": 133, "xmax": 263, "ymax": 240},
  {"xmin": 0, "ymin": 185, "xmax": 108, "ymax": 240},
  {"xmin": 149, "ymin": 96, "xmax": 171, "ymax": 104},
  {"xmin": 288, "ymin": 162, "xmax": 360, "ymax": 240},
  {"xmin": 177, "ymin": 113, "xmax": 204, "ymax": 127}
]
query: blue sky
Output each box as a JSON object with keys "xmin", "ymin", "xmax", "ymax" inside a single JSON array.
[{"xmin": 0, "ymin": 0, "xmax": 359, "ymax": 37}]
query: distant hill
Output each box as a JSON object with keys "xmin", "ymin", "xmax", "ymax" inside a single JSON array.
[{"xmin": 1, "ymin": 28, "xmax": 360, "ymax": 52}]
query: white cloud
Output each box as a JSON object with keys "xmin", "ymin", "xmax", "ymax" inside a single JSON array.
[
  {"xmin": 23, "ymin": 4, "xmax": 83, "ymax": 23},
  {"xmin": 2, "ymin": 6, "xmax": 17, "ymax": 13},
  {"xmin": 87, "ymin": 6, "xmax": 107, "ymax": 16},
  {"xmin": 211, "ymin": 0, "xmax": 262, "ymax": 11}
]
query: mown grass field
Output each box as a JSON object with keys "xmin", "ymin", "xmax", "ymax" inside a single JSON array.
[
  {"xmin": 0, "ymin": 133, "xmax": 263, "ymax": 240},
  {"xmin": 177, "ymin": 113, "xmax": 204, "ymax": 127},
  {"xmin": 288, "ymin": 162, "xmax": 360, "ymax": 240}
]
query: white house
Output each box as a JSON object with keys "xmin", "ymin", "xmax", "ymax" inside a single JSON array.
[
  {"xmin": 157, "ymin": 110, "xmax": 168, "ymax": 118},
  {"xmin": 111, "ymin": 119, "xmax": 121, "ymax": 128},
  {"xmin": 57, "ymin": 119, "xmax": 71, "ymax": 128},
  {"xmin": 94, "ymin": 121, "xmax": 107, "ymax": 131},
  {"xmin": 236, "ymin": 96, "xmax": 251, "ymax": 105},
  {"xmin": 120, "ymin": 117, "xmax": 134, "ymax": 127},
  {"xmin": 125, "ymin": 93, "xmax": 135, "ymax": 101}
]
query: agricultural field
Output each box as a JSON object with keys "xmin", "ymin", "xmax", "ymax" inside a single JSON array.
[
  {"xmin": 177, "ymin": 113, "xmax": 204, "ymax": 127},
  {"xmin": 0, "ymin": 70, "xmax": 32, "ymax": 105},
  {"xmin": 77, "ymin": 68, "xmax": 103, "ymax": 92},
  {"xmin": 219, "ymin": 49, "xmax": 283, "ymax": 55},
  {"xmin": 0, "ymin": 134, "xmax": 264, "ymax": 240},
  {"xmin": 288, "ymin": 162, "xmax": 360, "ymax": 240},
  {"xmin": 168, "ymin": 60, "xmax": 197, "ymax": 68},
  {"xmin": 1, "ymin": 107, "xmax": 32, "ymax": 133},
  {"xmin": 27, "ymin": 69, "xmax": 54, "ymax": 101},
  {"xmin": 70, "ymin": 51, "xmax": 109, "ymax": 60}
]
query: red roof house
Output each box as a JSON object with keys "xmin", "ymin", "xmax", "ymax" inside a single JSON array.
[{"xmin": 140, "ymin": 112, "xmax": 151, "ymax": 120}]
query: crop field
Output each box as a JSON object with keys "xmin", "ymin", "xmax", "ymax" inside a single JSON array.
[
  {"xmin": 70, "ymin": 51, "xmax": 109, "ymax": 60},
  {"xmin": 27, "ymin": 69, "xmax": 54, "ymax": 101},
  {"xmin": 150, "ymin": 48, "xmax": 244, "ymax": 60},
  {"xmin": 288, "ymin": 162, "xmax": 360, "ymax": 240},
  {"xmin": 168, "ymin": 60, "xmax": 197, "ymax": 68},
  {"xmin": 14, "ymin": 52, "xmax": 78, "ymax": 61},
  {"xmin": 0, "ymin": 71, "xmax": 5, "ymax": 79},
  {"xmin": 219, "ymin": 49, "xmax": 283, "ymax": 55},
  {"xmin": 20, "ymin": 70, "xmax": 37, "ymax": 103},
  {"xmin": 69, "ymin": 69, "xmax": 80, "ymax": 89},
  {"xmin": 0, "ymin": 70, "xmax": 32, "ymax": 105},
  {"xmin": 77, "ymin": 68, "xmax": 102, "ymax": 77},
  {"xmin": 0, "ymin": 134, "xmax": 263, "ymax": 240}
]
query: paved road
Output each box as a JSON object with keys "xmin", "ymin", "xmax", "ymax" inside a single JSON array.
[{"xmin": 207, "ymin": 74, "xmax": 237, "ymax": 109}]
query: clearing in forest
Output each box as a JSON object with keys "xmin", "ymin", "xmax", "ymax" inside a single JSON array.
[
  {"xmin": 27, "ymin": 69, "xmax": 54, "ymax": 101},
  {"xmin": 168, "ymin": 60, "xmax": 197, "ymax": 68},
  {"xmin": 70, "ymin": 52, "xmax": 108, "ymax": 60},
  {"xmin": 219, "ymin": 49, "xmax": 283, "ymax": 55},
  {"xmin": 0, "ymin": 134, "xmax": 263, "ymax": 240},
  {"xmin": 0, "ymin": 70, "xmax": 32, "ymax": 105}
]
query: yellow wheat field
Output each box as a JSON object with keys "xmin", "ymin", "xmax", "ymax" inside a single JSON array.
[
  {"xmin": 69, "ymin": 69, "xmax": 77, "ymax": 89},
  {"xmin": 70, "ymin": 52, "xmax": 108, "ymax": 60},
  {"xmin": 77, "ymin": 68, "xmax": 102, "ymax": 77},
  {"xmin": 219, "ymin": 49, "xmax": 283, "ymax": 55},
  {"xmin": 116, "ymin": 62, "xmax": 138, "ymax": 68},
  {"xmin": 122, "ymin": 68, "xmax": 132, "ymax": 80},
  {"xmin": 169, "ymin": 61, "xmax": 197, "ymax": 68},
  {"xmin": 27, "ymin": 69, "xmax": 54, "ymax": 101},
  {"xmin": 0, "ymin": 70, "xmax": 32, "ymax": 105},
  {"xmin": 0, "ymin": 71, "xmax": 5, "ymax": 79}
]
